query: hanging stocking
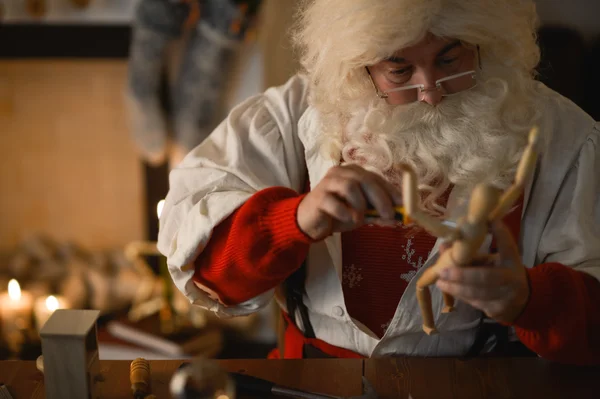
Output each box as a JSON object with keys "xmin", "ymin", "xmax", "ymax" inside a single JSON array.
[
  {"xmin": 170, "ymin": 0, "xmax": 262, "ymax": 166},
  {"xmin": 126, "ymin": 0, "xmax": 190, "ymax": 165},
  {"xmin": 69, "ymin": 0, "xmax": 92, "ymax": 8},
  {"xmin": 26, "ymin": 0, "xmax": 46, "ymax": 17}
]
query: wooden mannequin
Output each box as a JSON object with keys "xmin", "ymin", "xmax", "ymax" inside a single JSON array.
[{"xmin": 401, "ymin": 126, "xmax": 539, "ymax": 335}]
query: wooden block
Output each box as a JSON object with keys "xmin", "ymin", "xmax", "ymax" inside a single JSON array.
[{"xmin": 40, "ymin": 309, "xmax": 102, "ymax": 399}]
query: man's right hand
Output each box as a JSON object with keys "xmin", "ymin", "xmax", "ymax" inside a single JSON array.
[{"xmin": 296, "ymin": 164, "xmax": 403, "ymax": 241}]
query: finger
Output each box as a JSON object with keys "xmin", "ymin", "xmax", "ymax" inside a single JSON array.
[
  {"xmin": 361, "ymin": 181, "xmax": 396, "ymax": 220},
  {"xmin": 339, "ymin": 166, "xmax": 400, "ymax": 216},
  {"xmin": 333, "ymin": 217, "xmax": 364, "ymax": 232},
  {"xmin": 325, "ymin": 174, "xmax": 367, "ymax": 212},
  {"xmin": 436, "ymin": 280, "xmax": 510, "ymax": 301},
  {"xmin": 439, "ymin": 266, "xmax": 511, "ymax": 286},
  {"xmin": 491, "ymin": 220, "xmax": 521, "ymax": 267},
  {"xmin": 368, "ymin": 170, "xmax": 403, "ymax": 205},
  {"xmin": 439, "ymin": 242, "xmax": 450, "ymax": 252},
  {"xmin": 480, "ymin": 300, "xmax": 510, "ymax": 320},
  {"xmin": 470, "ymin": 253, "xmax": 499, "ymax": 267},
  {"xmin": 319, "ymin": 194, "xmax": 357, "ymax": 225}
]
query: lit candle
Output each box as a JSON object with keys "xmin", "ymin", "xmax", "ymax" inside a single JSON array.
[
  {"xmin": 0, "ymin": 279, "xmax": 34, "ymax": 351},
  {"xmin": 34, "ymin": 295, "xmax": 71, "ymax": 332}
]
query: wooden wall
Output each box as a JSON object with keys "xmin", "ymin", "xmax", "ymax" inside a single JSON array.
[{"xmin": 0, "ymin": 60, "xmax": 145, "ymax": 251}]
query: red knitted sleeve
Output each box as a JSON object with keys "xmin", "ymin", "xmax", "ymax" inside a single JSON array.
[
  {"xmin": 192, "ymin": 187, "xmax": 314, "ymax": 305},
  {"xmin": 511, "ymin": 262, "xmax": 600, "ymax": 365}
]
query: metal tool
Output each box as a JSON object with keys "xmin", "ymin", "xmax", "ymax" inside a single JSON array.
[
  {"xmin": 365, "ymin": 203, "xmax": 458, "ymax": 229},
  {"xmin": 230, "ymin": 373, "xmax": 378, "ymax": 399},
  {"xmin": 364, "ymin": 205, "xmax": 408, "ymax": 222}
]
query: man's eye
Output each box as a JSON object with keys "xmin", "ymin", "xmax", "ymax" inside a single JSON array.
[
  {"xmin": 438, "ymin": 57, "xmax": 458, "ymax": 66},
  {"xmin": 390, "ymin": 67, "xmax": 412, "ymax": 75}
]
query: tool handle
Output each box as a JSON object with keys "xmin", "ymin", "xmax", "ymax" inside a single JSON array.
[
  {"xmin": 130, "ymin": 358, "xmax": 151, "ymax": 396},
  {"xmin": 230, "ymin": 372, "xmax": 275, "ymax": 395}
]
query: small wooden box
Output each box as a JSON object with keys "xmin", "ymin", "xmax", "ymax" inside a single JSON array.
[{"xmin": 40, "ymin": 309, "xmax": 102, "ymax": 399}]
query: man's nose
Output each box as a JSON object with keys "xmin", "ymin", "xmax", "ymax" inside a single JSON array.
[
  {"xmin": 419, "ymin": 86, "xmax": 443, "ymax": 106},
  {"xmin": 413, "ymin": 69, "xmax": 443, "ymax": 106}
]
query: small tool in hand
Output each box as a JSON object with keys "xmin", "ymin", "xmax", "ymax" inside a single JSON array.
[
  {"xmin": 130, "ymin": 358, "xmax": 152, "ymax": 399},
  {"xmin": 231, "ymin": 372, "xmax": 378, "ymax": 399},
  {"xmin": 364, "ymin": 204, "xmax": 408, "ymax": 222},
  {"xmin": 365, "ymin": 202, "xmax": 458, "ymax": 229}
]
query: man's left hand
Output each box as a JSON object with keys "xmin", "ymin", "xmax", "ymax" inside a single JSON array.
[{"xmin": 435, "ymin": 221, "xmax": 530, "ymax": 324}]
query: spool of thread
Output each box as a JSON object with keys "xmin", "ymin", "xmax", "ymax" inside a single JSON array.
[{"xmin": 130, "ymin": 358, "xmax": 151, "ymax": 399}]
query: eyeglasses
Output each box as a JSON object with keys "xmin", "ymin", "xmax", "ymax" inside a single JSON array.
[{"xmin": 366, "ymin": 69, "xmax": 477, "ymax": 104}]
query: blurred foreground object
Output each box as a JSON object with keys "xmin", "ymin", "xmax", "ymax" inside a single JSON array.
[
  {"xmin": 130, "ymin": 357, "xmax": 152, "ymax": 399},
  {"xmin": 40, "ymin": 309, "xmax": 103, "ymax": 399},
  {"xmin": 170, "ymin": 357, "xmax": 235, "ymax": 399}
]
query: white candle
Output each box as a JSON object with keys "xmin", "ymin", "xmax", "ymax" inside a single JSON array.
[
  {"xmin": 34, "ymin": 295, "xmax": 71, "ymax": 332},
  {"xmin": 0, "ymin": 279, "xmax": 34, "ymax": 350}
]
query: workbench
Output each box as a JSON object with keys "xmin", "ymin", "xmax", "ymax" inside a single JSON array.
[{"xmin": 1, "ymin": 357, "xmax": 599, "ymax": 398}]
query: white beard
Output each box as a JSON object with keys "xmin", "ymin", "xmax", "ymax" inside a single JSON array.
[{"xmin": 338, "ymin": 79, "xmax": 531, "ymax": 215}]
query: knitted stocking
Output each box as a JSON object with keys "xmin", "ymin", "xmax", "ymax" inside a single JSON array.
[
  {"xmin": 170, "ymin": 0, "xmax": 262, "ymax": 166},
  {"xmin": 26, "ymin": 0, "xmax": 46, "ymax": 17},
  {"xmin": 69, "ymin": 0, "xmax": 92, "ymax": 7},
  {"xmin": 126, "ymin": 0, "xmax": 190, "ymax": 165}
]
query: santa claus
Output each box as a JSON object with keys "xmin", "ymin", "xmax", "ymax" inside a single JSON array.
[{"xmin": 158, "ymin": 0, "xmax": 600, "ymax": 364}]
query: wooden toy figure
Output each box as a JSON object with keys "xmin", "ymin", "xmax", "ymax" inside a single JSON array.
[{"xmin": 401, "ymin": 126, "xmax": 539, "ymax": 335}]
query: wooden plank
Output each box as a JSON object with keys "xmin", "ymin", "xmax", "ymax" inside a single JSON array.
[
  {"xmin": 0, "ymin": 359, "xmax": 364, "ymax": 398},
  {"xmin": 364, "ymin": 357, "xmax": 600, "ymax": 399}
]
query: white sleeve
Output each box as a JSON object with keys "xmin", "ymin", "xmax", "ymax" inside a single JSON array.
[
  {"xmin": 157, "ymin": 75, "xmax": 309, "ymax": 317},
  {"xmin": 538, "ymin": 124, "xmax": 600, "ymax": 281}
]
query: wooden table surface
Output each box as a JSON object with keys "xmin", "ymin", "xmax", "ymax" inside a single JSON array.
[{"xmin": 1, "ymin": 357, "xmax": 599, "ymax": 398}]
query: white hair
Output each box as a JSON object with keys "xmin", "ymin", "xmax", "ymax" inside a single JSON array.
[{"xmin": 292, "ymin": 0, "xmax": 542, "ymax": 214}]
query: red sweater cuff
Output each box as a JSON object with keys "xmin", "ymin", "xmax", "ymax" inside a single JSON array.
[
  {"xmin": 254, "ymin": 190, "xmax": 314, "ymax": 269},
  {"xmin": 193, "ymin": 187, "xmax": 313, "ymax": 305},
  {"xmin": 509, "ymin": 262, "xmax": 600, "ymax": 365},
  {"xmin": 509, "ymin": 263, "xmax": 559, "ymax": 331}
]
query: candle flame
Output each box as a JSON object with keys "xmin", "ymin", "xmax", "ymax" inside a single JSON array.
[
  {"xmin": 46, "ymin": 295, "xmax": 59, "ymax": 311},
  {"xmin": 156, "ymin": 199, "xmax": 165, "ymax": 219},
  {"xmin": 8, "ymin": 279, "xmax": 21, "ymax": 301}
]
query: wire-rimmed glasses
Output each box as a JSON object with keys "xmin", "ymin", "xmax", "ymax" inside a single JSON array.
[{"xmin": 367, "ymin": 69, "xmax": 477, "ymax": 103}]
